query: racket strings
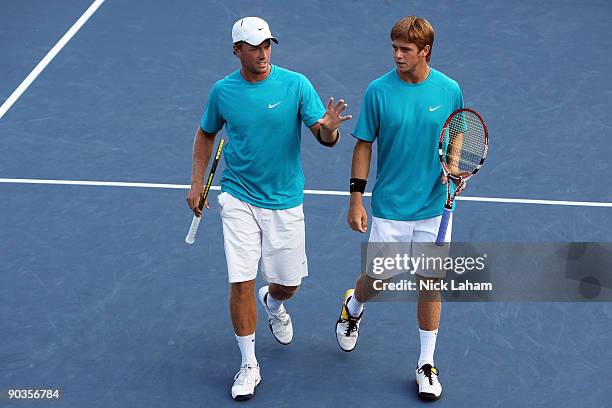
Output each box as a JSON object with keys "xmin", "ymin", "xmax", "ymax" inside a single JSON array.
[{"xmin": 442, "ymin": 112, "xmax": 486, "ymax": 175}]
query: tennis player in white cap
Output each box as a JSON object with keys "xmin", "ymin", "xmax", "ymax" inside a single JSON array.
[{"xmin": 187, "ymin": 16, "xmax": 351, "ymax": 400}]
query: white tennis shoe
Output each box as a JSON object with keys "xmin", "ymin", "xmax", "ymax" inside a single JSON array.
[
  {"xmin": 258, "ymin": 286, "xmax": 293, "ymax": 345},
  {"xmin": 335, "ymin": 289, "xmax": 364, "ymax": 352},
  {"xmin": 231, "ymin": 363, "xmax": 261, "ymax": 401},
  {"xmin": 416, "ymin": 363, "xmax": 442, "ymax": 400}
]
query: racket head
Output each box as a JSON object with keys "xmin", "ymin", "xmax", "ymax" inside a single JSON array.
[{"xmin": 438, "ymin": 108, "xmax": 488, "ymax": 181}]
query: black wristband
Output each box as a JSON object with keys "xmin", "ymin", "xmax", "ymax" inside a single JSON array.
[
  {"xmin": 316, "ymin": 127, "xmax": 340, "ymax": 147},
  {"xmin": 350, "ymin": 178, "xmax": 367, "ymax": 194}
]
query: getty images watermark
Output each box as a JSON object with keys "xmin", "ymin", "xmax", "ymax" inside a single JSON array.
[
  {"xmin": 361, "ymin": 242, "xmax": 612, "ymax": 302},
  {"xmin": 368, "ymin": 249, "xmax": 492, "ymax": 293}
]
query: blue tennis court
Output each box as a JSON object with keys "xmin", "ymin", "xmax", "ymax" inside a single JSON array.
[{"xmin": 2, "ymin": 0, "xmax": 612, "ymax": 406}]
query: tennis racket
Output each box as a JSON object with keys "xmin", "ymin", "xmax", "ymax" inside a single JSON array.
[
  {"xmin": 185, "ymin": 138, "xmax": 225, "ymax": 245},
  {"xmin": 435, "ymin": 108, "xmax": 488, "ymax": 246}
]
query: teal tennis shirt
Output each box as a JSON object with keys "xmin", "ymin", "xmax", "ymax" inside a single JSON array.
[
  {"xmin": 200, "ymin": 65, "xmax": 325, "ymax": 209},
  {"xmin": 353, "ymin": 68, "xmax": 464, "ymax": 221}
]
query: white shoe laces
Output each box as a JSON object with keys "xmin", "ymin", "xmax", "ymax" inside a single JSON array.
[
  {"xmin": 269, "ymin": 308, "xmax": 290, "ymax": 331},
  {"xmin": 234, "ymin": 364, "xmax": 258, "ymax": 386}
]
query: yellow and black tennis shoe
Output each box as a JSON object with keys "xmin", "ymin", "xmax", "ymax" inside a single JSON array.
[
  {"xmin": 416, "ymin": 363, "xmax": 442, "ymax": 400},
  {"xmin": 335, "ymin": 289, "xmax": 363, "ymax": 352}
]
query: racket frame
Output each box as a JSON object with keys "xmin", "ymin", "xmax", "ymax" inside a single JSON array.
[
  {"xmin": 436, "ymin": 108, "xmax": 488, "ymax": 245},
  {"xmin": 185, "ymin": 138, "xmax": 225, "ymax": 245}
]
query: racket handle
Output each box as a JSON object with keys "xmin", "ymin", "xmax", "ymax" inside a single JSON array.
[
  {"xmin": 435, "ymin": 208, "xmax": 452, "ymax": 246},
  {"xmin": 185, "ymin": 215, "xmax": 202, "ymax": 245}
]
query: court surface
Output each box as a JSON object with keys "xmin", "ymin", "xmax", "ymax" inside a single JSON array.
[{"xmin": 2, "ymin": 1, "xmax": 612, "ymax": 407}]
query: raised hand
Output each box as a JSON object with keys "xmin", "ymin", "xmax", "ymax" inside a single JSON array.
[{"xmin": 317, "ymin": 97, "xmax": 352, "ymax": 131}]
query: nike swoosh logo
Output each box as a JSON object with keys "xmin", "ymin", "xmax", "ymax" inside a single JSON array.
[
  {"xmin": 268, "ymin": 102, "xmax": 281, "ymax": 109},
  {"xmin": 429, "ymin": 105, "xmax": 441, "ymax": 112}
]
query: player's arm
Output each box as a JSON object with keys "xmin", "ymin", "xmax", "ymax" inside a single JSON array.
[
  {"xmin": 187, "ymin": 127, "xmax": 217, "ymax": 216},
  {"xmin": 441, "ymin": 131, "xmax": 467, "ymax": 193},
  {"xmin": 442, "ymin": 86, "xmax": 468, "ymax": 191},
  {"xmin": 308, "ymin": 97, "xmax": 352, "ymax": 147},
  {"xmin": 347, "ymin": 139, "xmax": 372, "ymax": 233},
  {"xmin": 446, "ymin": 132, "xmax": 464, "ymax": 174}
]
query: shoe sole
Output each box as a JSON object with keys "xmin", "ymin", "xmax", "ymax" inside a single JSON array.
[
  {"xmin": 418, "ymin": 391, "xmax": 442, "ymax": 401},
  {"xmin": 416, "ymin": 380, "xmax": 442, "ymax": 401},
  {"xmin": 232, "ymin": 379, "xmax": 261, "ymax": 401},
  {"xmin": 268, "ymin": 322, "xmax": 292, "ymax": 346},
  {"xmin": 233, "ymin": 393, "xmax": 253, "ymax": 402}
]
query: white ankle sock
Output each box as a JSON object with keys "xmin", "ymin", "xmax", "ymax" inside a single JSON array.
[
  {"xmin": 347, "ymin": 295, "xmax": 364, "ymax": 317},
  {"xmin": 236, "ymin": 333, "xmax": 257, "ymax": 366},
  {"xmin": 418, "ymin": 328, "xmax": 438, "ymax": 367},
  {"xmin": 266, "ymin": 293, "xmax": 283, "ymax": 315}
]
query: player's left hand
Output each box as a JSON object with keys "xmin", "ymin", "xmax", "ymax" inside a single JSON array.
[
  {"xmin": 441, "ymin": 174, "xmax": 468, "ymax": 195},
  {"xmin": 317, "ymin": 97, "xmax": 352, "ymax": 131}
]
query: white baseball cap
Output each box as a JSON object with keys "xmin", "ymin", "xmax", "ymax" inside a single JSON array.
[{"xmin": 231, "ymin": 17, "xmax": 278, "ymax": 46}]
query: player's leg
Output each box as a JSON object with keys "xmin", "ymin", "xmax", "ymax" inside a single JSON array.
[
  {"xmin": 230, "ymin": 280, "xmax": 258, "ymax": 335},
  {"xmin": 218, "ymin": 192, "xmax": 263, "ymax": 401},
  {"xmin": 258, "ymin": 204, "xmax": 307, "ymax": 345},
  {"xmin": 335, "ymin": 283, "xmax": 366, "ymax": 352},
  {"xmin": 229, "ymin": 279, "xmax": 259, "ymax": 400},
  {"xmin": 269, "ymin": 283, "xmax": 299, "ymax": 299},
  {"xmin": 414, "ymin": 276, "xmax": 443, "ymax": 401},
  {"xmin": 415, "ymin": 274, "xmax": 442, "ymax": 400},
  {"xmin": 353, "ymin": 271, "xmax": 386, "ymax": 302},
  {"xmin": 257, "ymin": 283, "xmax": 300, "ymax": 345},
  {"xmin": 268, "ymin": 283, "xmax": 299, "ymax": 303},
  {"xmin": 412, "ymin": 214, "xmax": 453, "ymax": 401},
  {"xmin": 336, "ymin": 217, "xmax": 413, "ymax": 352}
]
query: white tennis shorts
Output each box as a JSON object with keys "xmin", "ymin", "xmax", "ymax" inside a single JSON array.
[
  {"xmin": 366, "ymin": 214, "xmax": 453, "ymax": 279},
  {"xmin": 217, "ymin": 192, "xmax": 308, "ymax": 286}
]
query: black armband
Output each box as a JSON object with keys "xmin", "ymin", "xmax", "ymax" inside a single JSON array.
[
  {"xmin": 349, "ymin": 178, "xmax": 367, "ymax": 194},
  {"xmin": 316, "ymin": 127, "xmax": 340, "ymax": 147}
]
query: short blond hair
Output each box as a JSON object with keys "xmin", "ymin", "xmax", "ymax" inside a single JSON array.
[{"xmin": 390, "ymin": 16, "xmax": 435, "ymax": 62}]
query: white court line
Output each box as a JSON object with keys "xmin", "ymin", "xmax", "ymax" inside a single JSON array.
[
  {"xmin": 0, "ymin": 178, "xmax": 191, "ymax": 190},
  {"xmin": 0, "ymin": 0, "xmax": 106, "ymax": 120},
  {"xmin": 1, "ymin": 178, "xmax": 612, "ymax": 208}
]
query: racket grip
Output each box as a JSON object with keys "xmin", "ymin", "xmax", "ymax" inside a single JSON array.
[
  {"xmin": 435, "ymin": 209, "xmax": 452, "ymax": 246},
  {"xmin": 185, "ymin": 215, "xmax": 202, "ymax": 245}
]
